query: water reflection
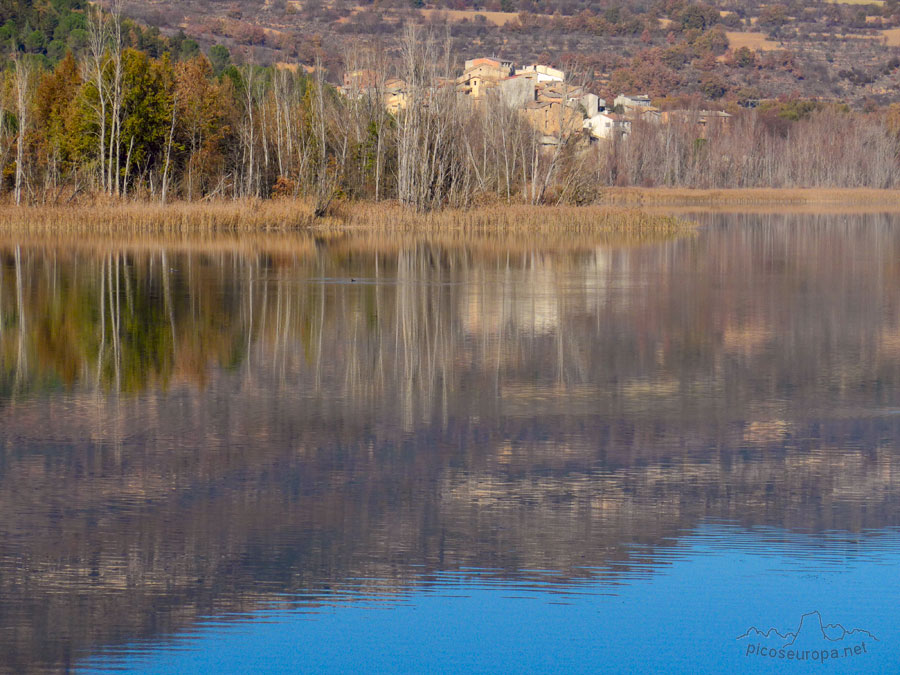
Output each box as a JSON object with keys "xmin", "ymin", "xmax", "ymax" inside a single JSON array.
[
  {"xmin": 0, "ymin": 215, "xmax": 899, "ymax": 672},
  {"xmin": 79, "ymin": 524, "xmax": 900, "ymax": 674}
]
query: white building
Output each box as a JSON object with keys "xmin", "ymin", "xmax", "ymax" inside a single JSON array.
[
  {"xmin": 518, "ymin": 64, "xmax": 566, "ymax": 83},
  {"xmin": 583, "ymin": 112, "xmax": 630, "ymax": 140},
  {"xmin": 578, "ymin": 93, "xmax": 601, "ymax": 118}
]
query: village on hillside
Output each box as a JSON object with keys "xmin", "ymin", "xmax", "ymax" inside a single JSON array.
[{"xmin": 342, "ymin": 56, "xmax": 733, "ymax": 147}]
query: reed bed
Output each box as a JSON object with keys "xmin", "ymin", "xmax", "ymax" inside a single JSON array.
[
  {"xmin": 337, "ymin": 202, "xmax": 686, "ymax": 235},
  {"xmin": 0, "ymin": 199, "xmax": 688, "ymax": 236},
  {"xmin": 0, "ymin": 218, "xmax": 688, "ymax": 264},
  {"xmin": 600, "ymin": 187, "xmax": 900, "ymax": 207},
  {"xmin": 0, "ymin": 199, "xmax": 323, "ymax": 233}
]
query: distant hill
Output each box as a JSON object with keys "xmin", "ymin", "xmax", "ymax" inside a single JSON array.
[
  {"xmin": 109, "ymin": 0, "xmax": 900, "ymax": 105},
  {"xmin": 4, "ymin": 0, "xmax": 900, "ymax": 104}
]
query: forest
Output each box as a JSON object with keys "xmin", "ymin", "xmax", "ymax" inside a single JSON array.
[{"xmin": 2, "ymin": 1, "xmax": 900, "ymax": 209}]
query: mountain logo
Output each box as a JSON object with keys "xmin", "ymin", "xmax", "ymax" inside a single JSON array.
[
  {"xmin": 737, "ymin": 611, "xmax": 878, "ymax": 664},
  {"xmin": 738, "ymin": 610, "xmax": 878, "ymax": 647}
]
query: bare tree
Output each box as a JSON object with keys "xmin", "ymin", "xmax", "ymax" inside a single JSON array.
[
  {"xmin": 13, "ymin": 55, "xmax": 35, "ymax": 206},
  {"xmin": 312, "ymin": 56, "xmax": 346, "ymax": 216},
  {"xmin": 107, "ymin": 0, "xmax": 125, "ymax": 195},
  {"xmin": 160, "ymin": 92, "xmax": 178, "ymax": 204},
  {"xmin": 85, "ymin": 1, "xmax": 109, "ymax": 193},
  {"xmin": 396, "ymin": 23, "xmax": 471, "ymax": 211}
]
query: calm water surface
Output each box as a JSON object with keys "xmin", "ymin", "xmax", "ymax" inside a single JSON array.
[{"xmin": 1, "ymin": 213, "xmax": 899, "ymax": 673}]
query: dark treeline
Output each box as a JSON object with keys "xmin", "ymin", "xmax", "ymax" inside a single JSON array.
[{"xmin": 3, "ymin": 9, "xmax": 900, "ymax": 209}]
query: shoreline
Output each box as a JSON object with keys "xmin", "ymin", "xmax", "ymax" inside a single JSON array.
[
  {"xmin": 0, "ymin": 199, "xmax": 685, "ymax": 234},
  {"xmin": 599, "ymin": 187, "xmax": 900, "ymax": 208},
  {"xmin": 2, "ymin": 188, "xmax": 898, "ymax": 235}
]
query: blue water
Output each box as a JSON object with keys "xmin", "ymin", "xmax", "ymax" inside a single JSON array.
[
  {"xmin": 83, "ymin": 524, "xmax": 900, "ymax": 674},
  {"xmin": 3, "ymin": 214, "xmax": 900, "ymax": 673}
]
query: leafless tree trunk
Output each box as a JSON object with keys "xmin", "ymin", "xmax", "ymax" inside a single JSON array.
[
  {"xmin": 13, "ymin": 55, "xmax": 33, "ymax": 206},
  {"xmin": 161, "ymin": 93, "xmax": 178, "ymax": 204},
  {"xmin": 396, "ymin": 23, "xmax": 471, "ymax": 211},
  {"xmin": 240, "ymin": 65, "xmax": 257, "ymax": 198},
  {"xmin": 312, "ymin": 57, "xmax": 342, "ymax": 217},
  {"xmin": 122, "ymin": 135, "xmax": 134, "ymax": 198},
  {"xmin": 86, "ymin": 2, "xmax": 109, "ymax": 193},
  {"xmin": 107, "ymin": 0, "xmax": 124, "ymax": 195}
]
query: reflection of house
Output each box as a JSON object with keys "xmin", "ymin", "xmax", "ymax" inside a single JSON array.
[{"xmin": 583, "ymin": 111, "xmax": 630, "ymax": 140}]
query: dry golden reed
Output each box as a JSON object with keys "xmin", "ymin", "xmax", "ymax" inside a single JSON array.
[
  {"xmin": 0, "ymin": 200, "xmax": 691, "ymax": 263},
  {"xmin": 0, "ymin": 198, "xmax": 687, "ymax": 236}
]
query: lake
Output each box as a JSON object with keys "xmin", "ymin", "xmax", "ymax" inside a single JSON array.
[{"xmin": 1, "ymin": 212, "xmax": 899, "ymax": 673}]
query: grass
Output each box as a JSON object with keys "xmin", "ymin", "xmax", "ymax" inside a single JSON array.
[
  {"xmin": 0, "ymin": 199, "xmax": 692, "ymax": 263},
  {"xmin": 0, "ymin": 198, "xmax": 687, "ymax": 236},
  {"xmin": 5, "ymin": 190, "xmax": 899, "ymax": 236},
  {"xmin": 883, "ymin": 28, "xmax": 900, "ymax": 46},
  {"xmin": 725, "ymin": 32, "xmax": 782, "ymax": 51},
  {"xmin": 418, "ymin": 8, "xmax": 522, "ymax": 25},
  {"xmin": 338, "ymin": 202, "xmax": 686, "ymax": 234},
  {"xmin": 0, "ymin": 199, "xmax": 321, "ymax": 232}
]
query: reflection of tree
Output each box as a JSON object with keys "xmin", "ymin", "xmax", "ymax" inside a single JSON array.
[
  {"xmin": 15, "ymin": 246, "xmax": 26, "ymax": 389},
  {"xmin": 1, "ymin": 246, "xmax": 253, "ymax": 397},
  {"xmin": 0, "ymin": 215, "xmax": 899, "ymax": 670},
  {"xmin": 1, "ymin": 214, "xmax": 899, "ymax": 440}
]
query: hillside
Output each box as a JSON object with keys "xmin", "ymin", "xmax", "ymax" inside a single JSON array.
[
  {"xmin": 112, "ymin": 0, "xmax": 900, "ymax": 105},
  {"xmin": 3, "ymin": 0, "xmax": 899, "ymax": 104}
]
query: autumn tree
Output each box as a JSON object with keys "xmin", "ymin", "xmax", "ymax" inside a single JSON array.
[
  {"xmin": 118, "ymin": 49, "xmax": 174, "ymax": 196},
  {"xmin": 34, "ymin": 52, "xmax": 84, "ymax": 193},
  {"xmin": 175, "ymin": 56, "xmax": 230, "ymax": 200}
]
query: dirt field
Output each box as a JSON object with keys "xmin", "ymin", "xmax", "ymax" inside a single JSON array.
[
  {"xmin": 882, "ymin": 28, "xmax": 900, "ymax": 46},
  {"xmin": 418, "ymin": 9, "xmax": 521, "ymax": 26},
  {"xmin": 725, "ymin": 32, "xmax": 782, "ymax": 51}
]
